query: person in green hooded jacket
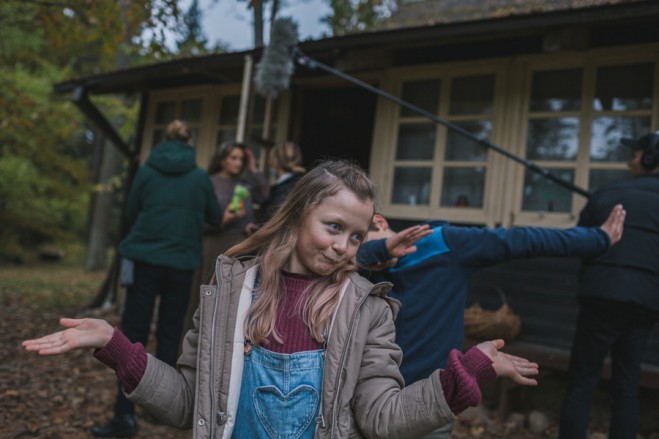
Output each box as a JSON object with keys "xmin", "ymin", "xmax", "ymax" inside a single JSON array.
[{"xmin": 91, "ymin": 119, "xmax": 222, "ymax": 438}]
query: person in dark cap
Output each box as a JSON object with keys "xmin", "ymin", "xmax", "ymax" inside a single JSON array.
[{"xmin": 560, "ymin": 132, "xmax": 659, "ymax": 439}]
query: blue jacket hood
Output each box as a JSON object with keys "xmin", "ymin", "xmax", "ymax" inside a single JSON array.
[{"xmin": 147, "ymin": 140, "xmax": 197, "ymax": 175}]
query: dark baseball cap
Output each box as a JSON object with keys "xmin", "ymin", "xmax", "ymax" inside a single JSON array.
[{"xmin": 620, "ymin": 133, "xmax": 655, "ymax": 150}]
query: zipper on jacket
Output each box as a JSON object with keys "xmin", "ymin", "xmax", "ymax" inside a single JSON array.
[
  {"xmin": 208, "ymin": 276, "xmax": 221, "ymax": 438},
  {"xmin": 209, "ymin": 269, "xmax": 233, "ymax": 438},
  {"xmin": 328, "ymin": 288, "xmax": 372, "ymax": 437}
]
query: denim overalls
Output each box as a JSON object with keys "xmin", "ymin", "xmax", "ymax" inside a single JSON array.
[{"xmin": 232, "ymin": 277, "xmax": 324, "ymax": 439}]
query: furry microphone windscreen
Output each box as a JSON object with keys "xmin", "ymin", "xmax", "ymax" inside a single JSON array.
[{"xmin": 254, "ymin": 17, "xmax": 299, "ymax": 98}]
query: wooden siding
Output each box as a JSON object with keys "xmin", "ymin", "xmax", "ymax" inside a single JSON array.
[{"xmin": 467, "ymin": 257, "xmax": 659, "ymax": 367}]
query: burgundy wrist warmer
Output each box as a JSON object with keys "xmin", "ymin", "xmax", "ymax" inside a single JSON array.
[
  {"xmin": 439, "ymin": 347, "xmax": 497, "ymax": 414},
  {"xmin": 93, "ymin": 328, "xmax": 147, "ymax": 394}
]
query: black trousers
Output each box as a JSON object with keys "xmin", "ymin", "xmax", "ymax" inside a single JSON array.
[
  {"xmin": 559, "ymin": 298, "xmax": 656, "ymax": 439},
  {"xmin": 114, "ymin": 261, "xmax": 194, "ymax": 416}
]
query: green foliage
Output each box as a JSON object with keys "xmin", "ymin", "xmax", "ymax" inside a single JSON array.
[
  {"xmin": 177, "ymin": 0, "xmax": 210, "ymax": 55},
  {"xmin": 0, "ymin": 0, "xmax": 182, "ymax": 259},
  {"xmin": 0, "ymin": 64, "xmax": 91, "ymax": 255},
  {"xmin": 323, "ymin": 0, "xmax": 397, "ymax": 35}
]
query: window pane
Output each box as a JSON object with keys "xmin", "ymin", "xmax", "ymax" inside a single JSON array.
[
  {"xmin": 440, "ymin": 167, "xmax": 485, "ymax": 208},
  {"xmin": 522, "ymin": 168, "xmax": 575, "ymax": 212},
  {"xmin": 219, "ymin": 95, "xmax": 240, "ymax": 124},
  {"xmin": 400, "ymin": 80, "xmax": 440, "ymax": 117},
  {"xmin": 395, "ymin": 123, "xmax": 435, "ymax": 160},
  {"xmin": 589, "ymin": 169, "xmax": 630, "ymax": 192},
  {"xmin": 253, "ymin": 95, "xmax": 279, "ymax": 123},
  {"xmin": 593, "ymin": 63, "xmax": 654, "ymax": 111},
  {"xmin": 247, "ymin": 126, "xmax": 275, "ymax": 151},
  {"xmin": 246, "ymin": 127, "xmax": 275, "ymax": 162},
  {"xmin": 181, "ymin": 99, "xmax": 202, "ymax": 122},
  {"xmin": 155, "ymin": 101, "xmax": 176, "ymax": 124},
  {"xmin": 445, "ymin": 120, "xmax": 491, "ymax": 161},
  {"xmin": 530, "ymin": 69, "xmax": 582, "ymax": 112},
  {"xmin": 590, "ymin": 116, "xmax": 652, "ymax": 162},
  {"xmin": 189, "ymin": 128, "xmax": 200, "ymax": 146},
  {"xmin": 152, "ymin": 129, "xmax": 164, "ymax": 146},
  {"xmin": 216, "ymin": 129, "xmax": 237, "ymax": 146},
  {"xmin": 391, "ymin": 167, "xmax": 431, "ymax": 205},
  {"xmin": 526, "ymin": 118, "xmax": 579, "ymax": 160},
  {"xmin": 449, "ymin": 75, "xmax": 494, "ymax": 115}
]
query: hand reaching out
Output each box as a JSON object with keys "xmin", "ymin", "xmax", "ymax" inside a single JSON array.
[
  {"xmin": 385, "ymin": 224, "xmax": 432, "ymax": 259},
  {"xmin": 23, "ymin": 318, "xmax": 114, "ymax": 356},
  {"xmin": 599, "ymin": 203, "xmax": 625, "ymax": 246},
  {"xmin": 476, "ymin": 339, "xmax": 539, "ymax": 386}
]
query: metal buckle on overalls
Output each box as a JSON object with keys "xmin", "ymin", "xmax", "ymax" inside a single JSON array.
[{"xmin": 244, "ymin": 343, "xmax": 252, "ymax": 354}]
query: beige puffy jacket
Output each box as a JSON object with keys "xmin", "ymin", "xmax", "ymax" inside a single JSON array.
[{"xmin": 128, "ymin": 255, "xmax": 455, "ymax": 438}]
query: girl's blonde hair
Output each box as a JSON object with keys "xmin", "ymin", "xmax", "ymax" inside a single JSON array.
[
  {"xmin": 225, "ymin": 160, "xmax": 375, "ymax": 345},
  {"xmin": 164, "ymin": 120, "xmax": 192, "ymax": 143},
  {"xmin": 270, "ymin": 141, "xmax": 306, "ymax": 174}
]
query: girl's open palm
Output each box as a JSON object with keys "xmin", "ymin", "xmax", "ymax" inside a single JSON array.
[
  {"xmin": 476, "ymin": 339, "xmax": 539, "ymax": 386},
  {"xmin": 23, "ymin": 318, "xmax": 114, "ymax": 356}
]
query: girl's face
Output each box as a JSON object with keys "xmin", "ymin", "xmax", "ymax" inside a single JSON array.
[
  {"xmin": 289, "ymin": 189, "xmax": 373, "ymax": 276},
  {"xmin": 221, "ymin": 147, "xmax": 245, "ymax": 177}
]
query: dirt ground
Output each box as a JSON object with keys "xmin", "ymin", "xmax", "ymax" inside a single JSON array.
[{"xmin": 1, "ymin": 266, "xmax": 658, "ymax": 439}]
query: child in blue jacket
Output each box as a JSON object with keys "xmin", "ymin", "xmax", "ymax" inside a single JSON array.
[{"xmin": 357, "ymin": 207, "xmax": 625, "ymax": 386}]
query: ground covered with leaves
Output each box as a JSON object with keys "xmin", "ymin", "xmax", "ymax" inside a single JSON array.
[
  {"xmin": 2, "ymin": 264, "xmax": 658, "ymax": 438},
  {"xmin": 0, "ymin": 266, "xmax": 191, "ymax": 439}
]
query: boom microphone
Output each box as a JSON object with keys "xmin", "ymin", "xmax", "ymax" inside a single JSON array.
[
  {"xmin": 254, "ymin": 17, "xmax": 299, "ymax": 98},
  {"xmin": 256, "ymin": 18, "xmax": 591, "ymax": 198}
]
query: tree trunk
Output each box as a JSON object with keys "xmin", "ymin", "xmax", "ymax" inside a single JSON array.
[
  {"xmin": 253, "ymin": 0, "xmax": 264, "ymax": 47},
  {"xmin": 85, "ymin": 135, "xmax": 122, "ymax": 271}
]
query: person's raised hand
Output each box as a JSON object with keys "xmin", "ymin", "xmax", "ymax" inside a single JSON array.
[
  {"xmin": 23, "ymin": 318, "xmax": 115, "ymax": 356},
  {"xmin": 385, "ymin": 224, "xmax": 432, "ymax": 259},
  {"xmin": 476, "ymin": 339, "xmax": 539, "ymax": 386},
  {"xmin": 600, "ymin": 203, "xmax": 625, "ymax": 246}
]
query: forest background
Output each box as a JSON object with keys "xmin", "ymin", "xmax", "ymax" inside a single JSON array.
[{"xmin": 0, "ymin": 0, "xmax": 393, "ymax": 270}]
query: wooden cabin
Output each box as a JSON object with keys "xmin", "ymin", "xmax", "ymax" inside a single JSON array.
[{"xmin": 55, "ymin": 0, "xmax": 659, "ymax": 385}]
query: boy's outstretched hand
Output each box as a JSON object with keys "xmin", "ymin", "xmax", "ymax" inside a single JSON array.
[
  {"xmin": 23, "ymin": 318, "xmax": 114, "ymax": 356},
  {"xmin": 476, "ymin": 339, "xmax": 539, "ymax": 386},
  {"xmin": 386, "ymin": 224, "xmax": 433, "ymax": 259},
  {"xmin": 600, "ymin": 204, "xmax": 625, "ymax": 246}
]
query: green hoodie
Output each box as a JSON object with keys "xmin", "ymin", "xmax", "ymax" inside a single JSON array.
[{"xmin": 119, "ymin": 140, "xmax": 222, "ymax": 270}]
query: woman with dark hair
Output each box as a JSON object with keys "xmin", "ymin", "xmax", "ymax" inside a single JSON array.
[
  {"xmin": 183, "ymin": 141, "xmax": 270, "ymax": 339},
  {"xmin": 207, "ymin": 140, "xmax": 269, "ymax": 239}
]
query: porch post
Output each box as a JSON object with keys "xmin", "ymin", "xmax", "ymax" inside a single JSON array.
[{"xmin": 237, "ymin": 54, "xmax": 254, "ymax": 143}]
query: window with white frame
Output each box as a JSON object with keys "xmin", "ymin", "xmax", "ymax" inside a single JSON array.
[
  {"xmin": 215, "ymin": 93, "xmax": 279, "ymax": 165},
  {"xmin": 373, "ymin": 53, "xmax": 656, "ymax": 227},
  {"xmin": 519, "ymin": 61, "xmax": 654, "ymax": 218},
  {"xmin": 151, "ymin": 97, "xmax": 204, "ymax": 147},
  {"xmin": 377, "ymin": 65, "xmax": 506, "ymax": 224},
  {"xmin": 144, "ymin": 87, "xmax": 282, "ymax": 169}
]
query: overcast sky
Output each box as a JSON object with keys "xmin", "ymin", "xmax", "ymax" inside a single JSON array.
[{"xmin": 193, "ymin": 0, "xmax": 333, "ymax": 51}]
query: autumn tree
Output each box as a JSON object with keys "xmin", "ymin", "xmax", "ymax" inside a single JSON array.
[
  {"xmin": 177, "ymin": 0, "xmax": 210, "ymax": 55},
  {"xmin": 0, "ymin": 0, "xmax": 182, "ymax": 264},
  {"xmin": 323, "ymin": 0, "xmax": 397, "ymax": 35}
]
